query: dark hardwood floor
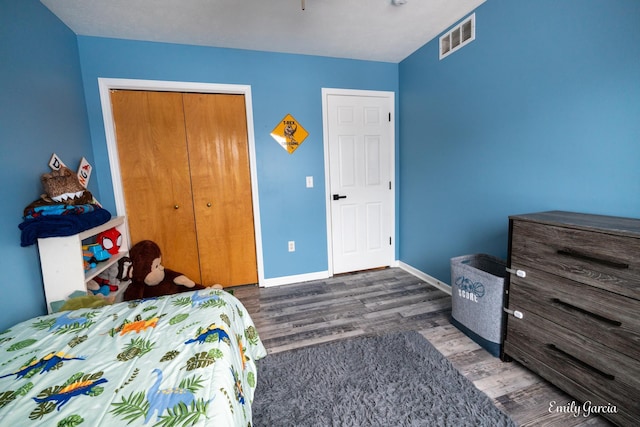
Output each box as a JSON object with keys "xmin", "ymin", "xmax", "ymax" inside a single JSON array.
[{"xmin": 230, "ymin": 267, "xmax": 613, "ymax": 426}]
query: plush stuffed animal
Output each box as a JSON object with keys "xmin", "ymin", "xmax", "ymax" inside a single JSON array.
[
  {"xmin": 91, "ymin": 256, "xmax": 133, "ymax": 298},
  {"xmin": 40, "ymin": 166, "xmax": 95, "ymax": 205},
  {"xmin": 123, "ymin": 240, "xmax": 205, "ymax": 301}
]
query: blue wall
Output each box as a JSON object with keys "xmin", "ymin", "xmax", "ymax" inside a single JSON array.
[
  {"xmin": 399, "ymin": 0, "xmax": 640, "ymax": 283},
  {"xmin": 3, "ymin": 0, "xmax": 639, "ymax": 332},
  {"xmin": 77, "ymin": 37, "xmax": 399, "ymax": 281},
  {"xmin": 0, "ymin": 0, "xmax": 94, "ymax": 330}
]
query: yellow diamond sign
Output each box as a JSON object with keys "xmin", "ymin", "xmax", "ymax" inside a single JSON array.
[{"xmin": 271, "ymin": 114, "xmax": 309, "ymax": 154}]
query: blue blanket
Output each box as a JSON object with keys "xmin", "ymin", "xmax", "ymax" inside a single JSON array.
[
  {"xmin": 23, "ymin": 203, "xmax": 96, "ymax": 219},
  {"xmin": 19, "ymin": 207, "xmax": 112, "ymax": 246}
]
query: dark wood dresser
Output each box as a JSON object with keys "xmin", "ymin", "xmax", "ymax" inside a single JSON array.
[{"xmin": 504, "ymin": 211, "xmax": 640, "ymax": 426}]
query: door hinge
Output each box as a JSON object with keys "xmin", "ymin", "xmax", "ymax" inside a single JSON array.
[
  {"xmin": 389, "ymin": 237, "xmax": 392, "ymax": 245},
  {"xmin": 389, "ymin": 181, "xmax": 392, "ymax": 190},
  {"xmin": 388, "ymin": 112, "xmax": 391, "ymax": 122}
]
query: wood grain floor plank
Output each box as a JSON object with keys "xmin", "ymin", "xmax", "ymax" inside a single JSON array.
[{"xmin": 230, "ymin": 268, "xmax": 613, "ymax": 426}]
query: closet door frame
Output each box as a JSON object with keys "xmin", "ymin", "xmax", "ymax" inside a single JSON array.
[{"xmin": 98, "ymin": 78, "xmax": 264, "ymax": 286}]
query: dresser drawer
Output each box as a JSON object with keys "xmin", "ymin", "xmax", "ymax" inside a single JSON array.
[
  {"xmin": 510, "ymin": 220, "xmax": 640, "ymax": 299},
  {"xmin": 508, "ymin": 268, "xmax": 640, "ymax": 360},
  {"xmin": 504, "ymin": 310, "xmax": 640, "ymax": 424}
]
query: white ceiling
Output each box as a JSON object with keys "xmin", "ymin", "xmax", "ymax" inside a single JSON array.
[{"xmin": 40, "ymin": 0, "xmax": 485, "ymax": 63}]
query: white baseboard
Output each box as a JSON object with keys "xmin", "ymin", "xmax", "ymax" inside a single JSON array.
[
  {"xmin": 259, "ymin": 261, "xmax": 451, "ymax": 294},
  {"xmin": 398, "ymin": 261, "xmax": 452, "ymax": 295},
  {"xmin": 261, "ymin": 270, "xmax": 330, "ymax": 287}
]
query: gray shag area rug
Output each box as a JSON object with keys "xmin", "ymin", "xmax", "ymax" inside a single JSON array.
[{"xmin": 252, "ymin": 331, "xmax": 516, "ymax": 427}]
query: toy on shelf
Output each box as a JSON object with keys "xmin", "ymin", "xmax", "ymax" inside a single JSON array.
[
  {"xmin": 97, "ymin": 227, "xmax": 122, "ymax": 255},
  {"xmin": 89, "ymin": 256, "xmax": 133, "ymax": 298},
  {"xmin": 19, "ymin": 154, "xmax": 112, "ymax": 247},
  {"xmin": 87, "ymin": 278, "xmax": 110, "ymax": 297},
  {"xmin": 82, "ymin": 243, "xmax": 110, "ymax": 271}
]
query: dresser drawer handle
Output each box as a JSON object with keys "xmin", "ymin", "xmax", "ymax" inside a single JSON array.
[
  {"xmin": 556, "ymin": 248, "xmax": 629, "ymax": 269},
  {"xmin": 503, "ymin": 307, "xmax": 524, "ymax": 319},
  {"xmin": 551, "ymin": 298, "xmax": 622, "ymax": 327},
  {"xmin": 547, "ymin": 344, "xmax": 615, "ymax": 381},
  {"xmin": 505, "ymin": 267, "xmax": 526, "ymax": 278}
]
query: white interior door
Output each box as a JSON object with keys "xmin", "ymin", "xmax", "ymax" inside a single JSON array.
[{"xmin": 324, "ymin": 90, "xmax": 395, "ymax": 274}]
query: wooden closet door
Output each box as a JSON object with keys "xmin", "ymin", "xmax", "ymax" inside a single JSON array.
[
  {"xmin": 183, "ymin": 93, "xmax": 258, "ymax": 286},
  {"xmin": 110, "ymin": 90, "xmax": 201, "ymax": 282}
]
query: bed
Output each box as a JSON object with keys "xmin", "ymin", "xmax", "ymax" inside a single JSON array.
[{"xmin": 0, "ymin": 288, "xmax": 266, "ymax": 426}]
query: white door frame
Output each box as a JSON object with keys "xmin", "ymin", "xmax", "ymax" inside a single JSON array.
[
  {"xmin": 98, "ymin": 78, "xmax": 265, "ymax": 286},
  {"xmin": 321, "ymin": 88, "xmax": 396, "ymax": 276}
]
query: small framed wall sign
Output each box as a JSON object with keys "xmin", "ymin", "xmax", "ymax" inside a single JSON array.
[{"xmin": 271, "ymin": 114, "xmax": 309, "ymax": 154}]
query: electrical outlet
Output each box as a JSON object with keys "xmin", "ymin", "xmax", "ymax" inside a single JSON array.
[
  {"xmin": 306, "ymin": 176, "xmax": 313, "ymax": 188},
  {"xmin": 288, "ymin": 241, "xmax": 295, "ymax": 252}
]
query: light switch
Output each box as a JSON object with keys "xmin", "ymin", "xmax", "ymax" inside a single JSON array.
[{"xmin": 306, "ymin": 176, "xmax": 314, "ymax": 188}]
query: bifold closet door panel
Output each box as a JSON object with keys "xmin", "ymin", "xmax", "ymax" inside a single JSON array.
[
  {"xmin": 111, "ymin": 90, "xmax": 201, "ymax": 282},
  {"xmin": 182, "ymin": 93, "xmax": 258, "ymax": 286}
]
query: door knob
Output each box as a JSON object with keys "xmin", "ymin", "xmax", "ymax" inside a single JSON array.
[{"xmin": 332, "ymin": 194, "xmax": 347, "ymax": 201}]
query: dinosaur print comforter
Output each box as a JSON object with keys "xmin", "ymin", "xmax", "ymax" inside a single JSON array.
[{"xmin": 0, "ymin": 289, "xmax": 266, "ymax": 426}]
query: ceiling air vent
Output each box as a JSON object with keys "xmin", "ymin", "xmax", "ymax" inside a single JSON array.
[{"xmin": 439, "ymin": 13, "xmax": 475, "ymax": 60}]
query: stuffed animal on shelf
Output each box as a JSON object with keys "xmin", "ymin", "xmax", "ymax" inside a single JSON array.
[
  {"xmin": 40, "ymin": 166, "xmax": 95, "ymax": 205},
  {"xmin": 92, "ymin": 256, "xmax": 133, "ymax": 297},
  {"xmin": 123, "ymin": 240, "xmax": 205, "ymax": 301},
  {"xmin": 87, "ymin": 279, "xmax": 110, "ymax": 297}
]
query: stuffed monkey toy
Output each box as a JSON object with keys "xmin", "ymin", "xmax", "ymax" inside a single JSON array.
[{"xmin": 123, "ymin": 240, "xmax": 205, "ymax": 301}]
